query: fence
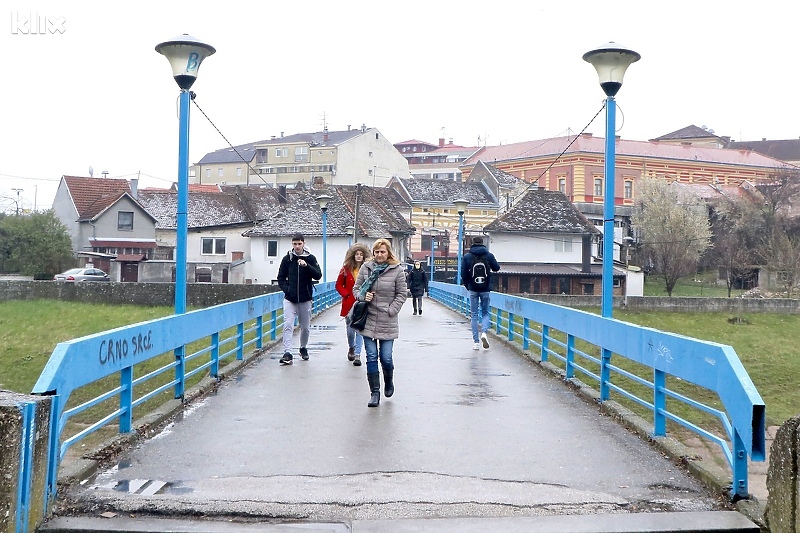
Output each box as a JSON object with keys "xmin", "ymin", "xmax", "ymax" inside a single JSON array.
[
  {"xmin": 430, "ymin": 281, "xmax": 766, "ymax": 501},
  {"xmin": 23, "ymin": 282, "xmax": 340, "ymax": 525}
]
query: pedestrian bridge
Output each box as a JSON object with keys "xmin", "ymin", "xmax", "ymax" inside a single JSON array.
[{"xmin": 18, "ymin": 282, "xmax": 765, "ymax": 531}]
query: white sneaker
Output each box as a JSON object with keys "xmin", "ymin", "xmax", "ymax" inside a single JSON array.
[
  {"xmin": 480, "ymin": 333, "xmax": 490, "ymax": 349},
  {"xmin": 472, "ymin": 342, "xmax": 481, "ymax": 350}
]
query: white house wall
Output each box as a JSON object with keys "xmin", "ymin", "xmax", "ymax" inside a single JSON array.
[
  {"xmin": 51, "ymin": 180, "xmax": 81, "ymax": 254},
  {"xmin": 336, "ymin": 130, "xmax": 410, "ymax": 186},
  {"xmin": 247, "ymin": 236, "xmax": 353, "ymax": 285},
  {"xmin": 487, "ymin": 233, "xmax": 585, "ymax": 264}
]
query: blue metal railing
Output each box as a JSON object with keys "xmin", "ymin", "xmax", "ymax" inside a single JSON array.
[
  {"xmin": 428, "ymin": 281, "xmax": 765, "ymax": 500},
  {"xmin": 30, "ymin": 282, "xmax": 340, "ymax": 511}
]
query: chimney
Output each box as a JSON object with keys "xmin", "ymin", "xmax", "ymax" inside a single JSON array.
[
  {"xmin": 449, "ymin": 138, "xmax": 454, "ymax": 145},
  {"xmin": 130, "ymin": 178, "xmax": 138, "ymax": 199},
  {"xmin": 581, "ymin": 132, "xmax": 593, "ymax": 138},
  {"xmin": 231, "ymin": 251, "xmax": 244, "ymax": 261},
  {"xmin": 581, "ymin": 235, "xmax": 592, "ymax": 273},
  {"xmin": 323, "ymin": 126, "xmax": 329, "ymax": 142},
  {"xmin": 439, "ymin": 138, "xmax": 445, "ymax": 147},
  {"xmin": 361, "ymin": 123, "xmax": 367, "ymax": 133},
  {"xmin": 347, "ymin": 124, "xmax": 351, "ymax": 131},
  {"xmin": 280, "ymin": 131, "xmax": 284, "ymax": 138},
  {"xmin": 278, "ymin": 185, "xmax": 287, "ymax": 204}
]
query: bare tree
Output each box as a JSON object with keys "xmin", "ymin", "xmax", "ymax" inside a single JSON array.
[
  {"xmin": 758, "ymin": 224, "xmax": 800, "ymax": 297},
  {"xmin": 756, "ymin": 166, "xmax": 800, "ymax": 225},
  {"xmin": 632, "ymin": 178, "xmax": 712, "ymax": 296}
]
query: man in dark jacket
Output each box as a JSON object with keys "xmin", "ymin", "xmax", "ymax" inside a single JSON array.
[
  {"xmin": 460, "ymin": 236, "xmax": 500, "ymax": 350},
  {"xmin": 276, "ymin": 233, "xmax": 322, "ymax": 365}
]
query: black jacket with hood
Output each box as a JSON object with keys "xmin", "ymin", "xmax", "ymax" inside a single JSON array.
[
  {"xmin": 460, "ymin": 243, "xmax": 501, "ymax": 292},
  {"xmin": 277, "ymin": 247, "xmax": 322, "ymax": 303}
]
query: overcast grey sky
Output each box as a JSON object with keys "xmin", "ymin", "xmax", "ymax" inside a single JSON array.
[{"xmin": 2, "ymin": 0, "xmax": 799, "ymax": 213}]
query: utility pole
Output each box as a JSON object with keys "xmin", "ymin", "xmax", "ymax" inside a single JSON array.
[
  {"xmin": 11, "ymin": 188, "xmax": 23, "ymax": 216},
  {"xmin": 353, "ymin": 183, "xmax": 361, "ymax": 243}
]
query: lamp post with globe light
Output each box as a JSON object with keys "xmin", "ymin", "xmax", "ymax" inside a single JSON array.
[
  {"xmin": 156, "ymin": 34, "xmax": 215, "ymax": 315},
  {"xmin": 316, "ymin": 194, "xmax": 333, "ymax": 283},
  {"xmin": 454, "ymin": 199, "xmax": 469, "ymax": 285},
  {"xmin": 583, "ymin": 42, "xmax": 640, "ymax": 319}
]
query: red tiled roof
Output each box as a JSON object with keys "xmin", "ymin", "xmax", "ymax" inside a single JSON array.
[
  {"xmin": 64, "ymin": 176, "xmax": 131, "ymax": 219},
  {"xmin": 461, "ymin": 135, "xmax": 790, "ymax": 169}
]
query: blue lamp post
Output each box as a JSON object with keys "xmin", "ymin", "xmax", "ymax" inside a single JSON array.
[
  {"xmin": 454, "ymin": 199, "xmax": 469, "ymax": 285},
  {"xmin": 583, "ymin": 42, "xmax": 640, "ymax": 318},
  {"xmin": 429, "ymin": 227, "xmax": 439, "ymax": 282},
  {"xmin": 316, "ymin": 194, "xmax": 332, "ymax": 283},
  {"xmin": 156, "ymin": 34, "xmax": 215, "ymax": 315}
]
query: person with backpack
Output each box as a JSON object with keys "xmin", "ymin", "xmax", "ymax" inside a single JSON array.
[{"xmin": 461, "ymin": 236, "xmax": 501, "ymax": 350}]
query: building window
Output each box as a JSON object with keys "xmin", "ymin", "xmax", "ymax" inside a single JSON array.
[
  {"xmin": 558, "ymin": 178, "xmax": 566, "ymax": 194},
  {"xmin": 519, "ymin": 277, "xmax": 530, "ymax": 293},
  {"xmin": 554, "ymin": 237, "xmax": 573, "ymax": 253},
  {"xmin": 201, "ymin": 237, "xmax": 226, "ymax": 255},
  {"xmin": 369, "ymin": 151, "xmax": 373, "ymax": 157},
  {"xmin": 205, "ymin": 168, "xmax": 211, "ymax": 178},
  {"xmin": 236, "ymin": 167, "xmax": 242, "ymax": 177},
  {"xmin": 295, "ymin": 146, "xmax": 308, "ymax": 162},
  {"xmin": 257, "ymin": 149, "xmax": 267, "ymax": 163},
  {"xmin": 624, "ymin": 180, "xmax": 633, "ymax": 199},
  {"xmin": 583, "ymin": 283, "xmax": 595, "ymax": 295},
  {"xmin": 118, "ymin": 211, "xmax": 133, "ymax": 231},
  {"xmin": 218, "ymin": 168, "xmax": 224, "ymax": 177},
  {"xmin": 267, "ymin": 240, "xmax": 278, "ymax": 257},
  {"xmin": 594, "ymin": 178, "xmax": 603, "ymax": 197},
  {"xmin": 276, "ymin": 148, "xmax": 288, "ymax": 157}
]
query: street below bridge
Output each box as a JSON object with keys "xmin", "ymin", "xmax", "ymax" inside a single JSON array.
[{"xmin": 43, "ymin": 298, "xmax": 756, "ymax": 532}]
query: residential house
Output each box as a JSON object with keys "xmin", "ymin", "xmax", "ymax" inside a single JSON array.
[
  {"xmin": 725, "ymin": 138, "xmax": 800, "ymax": 167},
  {"xmin": 193, "ymin": 125, "xmax": 411, "ymax": 189},
  {"xmin": 51, "ymin": 176, "xmax": 157, "ymax": 281},
  {"xmin": 136, "ymin": 187, "xmax": 256, "ymax": 284},
  {"xmin": 241, "ymin": 184, "xmax": 415, "ymax": 284},
  {"xmin": 386, "ymin": 177, "xmax": 499, "ymax": 279},
  {"xmin": 394, "ymin": 137, "xmax": 481, "ymax": 181},
  {"xmin": 466, "ymin": 160, "xmax": 529, "ymax": 215},
  {"xmin": 482, "ymin": 188, "xmax": 634, "ymax": 296}
]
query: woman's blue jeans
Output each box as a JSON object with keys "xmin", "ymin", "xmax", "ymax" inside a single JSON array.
[
  {"xmin": 362, "ymin": 337, "xmax": 394, "ymax": 375},
  {"xmin": 346, "ymin": 325, "xmax": 363, "ymax": 355}
]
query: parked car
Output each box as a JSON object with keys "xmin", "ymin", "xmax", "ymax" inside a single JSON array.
[{"xmin": 53, "ymin": 268, "xmax": 110, "ymax": 282}]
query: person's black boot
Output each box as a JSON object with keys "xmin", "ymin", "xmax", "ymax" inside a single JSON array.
[
  {"xmin": 383, "ymin": 367, "xmax": 394, "ymax": 398},
  {"xmin": 367, "ymin": 372, "xmax": 381, "ymax": 407}
]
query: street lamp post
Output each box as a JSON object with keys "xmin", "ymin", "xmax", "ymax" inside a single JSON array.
[
  {"xmin": 429, "ymin": 228, "xmax": 439, "ymax": 282},
  {"xmin": 583, "ymin": 42, "xmax": 640, "ymax": 319},
  {"xmin": 316, "ymin": 194, "xmax": 333, "ymax": 283},
  {"xmin": 454, "ymin": 199, "xmax": 469, "ymax": 285},
  {"xmin": 346, "ymin": 225, "xmax": 355, "ymax": 247},
  {"xmin": 156, "ymin": 34, "xmax": 216, "ymax": 315}
]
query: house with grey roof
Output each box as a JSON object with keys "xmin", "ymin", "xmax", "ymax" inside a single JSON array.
[
  {"xmin": 386, "ymin": 176, "xmax": 499, "ymax": 277},
  {"xmin": 483, "ymin": 188, "xmax": 637, "ymax": 297},
  {"xmin": 52, "ymin": 176, "xmax": 157, "ymax": 281},
  {"xmin": 193, "ymin": 125, "xmax": 411, "ymax": 189},
  {"xmin": 241, "ymin": 184, "xmax": 415, "ymax": 284}
]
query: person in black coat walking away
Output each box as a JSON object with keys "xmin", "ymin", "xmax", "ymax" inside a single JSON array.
[
  {"xmin": 461, "ymin": 236, "xmax": 500, "ymax": 350},
  {"xmin": 406, "ymin": 260, "xmax": 428, "ymax": 315},
  {"xmin": 276, "ymin": 233, "xmax": 322, "ymax": 365}
]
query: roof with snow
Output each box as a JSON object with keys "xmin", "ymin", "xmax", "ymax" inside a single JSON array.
[{"xmin": 484, "ymin": 189, "xmax": 599, "ymax": 234}]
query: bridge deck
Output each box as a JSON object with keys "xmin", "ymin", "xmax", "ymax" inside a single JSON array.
[{"xmin": 58, "ymin": 299, "xmax": 738, "ymax": 524}]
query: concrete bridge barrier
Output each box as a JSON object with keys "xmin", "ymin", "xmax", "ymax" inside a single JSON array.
[
  {"xmin": 767, "ymin": 415, "xmax": 800, "ymax": 532},
  {"xmin": 0, "ymin": 391, "xmax": 51, "ymax": 533}
]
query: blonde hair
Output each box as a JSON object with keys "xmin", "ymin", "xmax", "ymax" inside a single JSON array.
[
  {"xmin": 371, "ymin": 238, "xmax": 399, "ymax": 265},
  {"xmin": 342, "ymin": 243, "xmax": 371, "ymax": 270}
]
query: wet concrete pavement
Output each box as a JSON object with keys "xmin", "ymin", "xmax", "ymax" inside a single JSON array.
[{"xmin": 53, "ymin": 299, "xmax": 740, "ymax": 526}]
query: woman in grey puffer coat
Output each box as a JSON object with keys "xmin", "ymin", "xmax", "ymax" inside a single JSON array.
[{"xmin": 353, "ymin": 238, "xmax": 407, "ymax": 407}]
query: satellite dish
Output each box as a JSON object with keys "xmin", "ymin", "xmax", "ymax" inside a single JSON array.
[{"xmin": 89, "ymin": 166, "xmax": 94, "ymax": 177}]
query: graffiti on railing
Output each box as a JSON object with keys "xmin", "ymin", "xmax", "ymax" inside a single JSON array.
[{"xmin": 98, "ymin": 331, "xmax": 154, "ymax": 365}]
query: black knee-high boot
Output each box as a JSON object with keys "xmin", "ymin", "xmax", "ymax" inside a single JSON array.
[
  {"xmin": 383, "ymin": 366, "xmax": 394, "ymax": 398},
  {"xmin": 367, "ymin": 372, "xmax": 381, "ymax": 407}
]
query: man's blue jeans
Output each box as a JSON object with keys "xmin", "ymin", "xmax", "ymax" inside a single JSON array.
[
  {"xmin": 469, "ymin": 290, "xmax": 491, "ymax": 343},
  {"xmin": 362, "ymin": 337, "xmax": 394, "ymax": 375}
]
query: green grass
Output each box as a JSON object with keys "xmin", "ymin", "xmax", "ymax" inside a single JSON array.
[{"xmin": 643, "ymin": 274, "xmax": 746, "ymax": 298}]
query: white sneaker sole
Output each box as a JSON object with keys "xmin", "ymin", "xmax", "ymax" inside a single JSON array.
[{"xmin": 481, "ymin": 335, "xmax": 490, "ymax": 349}]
